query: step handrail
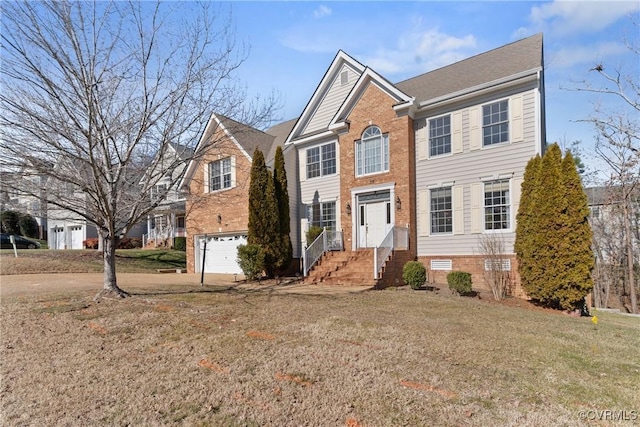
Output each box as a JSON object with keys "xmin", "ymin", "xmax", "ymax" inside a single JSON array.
[
  {"xmin": 373, "ymin": 226, "xmax": 410, "ymax": 279},
  {"xmin": 303, "ymin": 228, "xmax": 344, "ymax": 276}
]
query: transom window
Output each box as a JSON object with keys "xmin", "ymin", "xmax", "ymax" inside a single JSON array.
[
  {"xmin": 484, "ymin": 180, "xmax": 510, "ymax": 230},
  {"xmin": 356, "ymin": 126, "xmax": 389, "ymax": 176},
  {"xmin": 209, "ymin": 157, "xmax": 232, "ymax": 192},
  {"xmin": 430, "ymin": 187, "xmax": 452, "ymax": 234},
  {"xmin": 483, "ymin": 100, "xmax": 509, "ymax": 146},
  {"xmin": 306, "ymin": 142, "xmax": 336, "ymax": 179},
  {"xmin": 309, "ymin": 201, "xmax": 336, "ymax": 231},
  {"xmin": 429, "ymin": 115, "xmax": 451, "ymax": 156}
]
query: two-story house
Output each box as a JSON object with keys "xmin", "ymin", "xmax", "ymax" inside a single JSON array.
[
  {"xmin": 181, "ymin": 113, "xmax": 298, "ymax": 274},
  {"xmin": 142, "ymin": 143, "xmax": 193, "ymax": 248},
  {"xmin": 183, "ymin": 34, "xmax": 545, "ymax": 296}
]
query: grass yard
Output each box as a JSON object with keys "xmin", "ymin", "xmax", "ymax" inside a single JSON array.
[
  {"xmin": 1, "ymin": 285, "xmax": 638, "ymax": 426},
  {"xmin": 0, "ymin": 249, "xmax": 186, "ymax": 275}
]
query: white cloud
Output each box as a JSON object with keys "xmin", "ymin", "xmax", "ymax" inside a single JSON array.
[
  {"xmin": 313, "ymin": 5, "xmax": 332, "ymax": 19},
  {"xmin": 547, "ymin": 41, "xmax": 629, "ymax": 69},
  {"xmin": 521, "ymin": 0, "xmax": 639, "ymax": 37},
  {"xmin": 360, "ymin": 29, "xmax": 478, "ymax": 77}
]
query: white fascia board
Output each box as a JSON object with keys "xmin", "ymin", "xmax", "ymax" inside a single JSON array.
[
  {"xmin": 288, "ymin": 130, "xmax": 335, "ymax": 147},
  {"xmin": 285, "ymin": 51, "xmax": 366, "ymax": 145},
  {"xmin": 417, "ymin": 68, "xmax": 541, "ymax": 111},
  {"xmin": 331, "ymin": 68, "xmax": 412, "ymax": 126}
]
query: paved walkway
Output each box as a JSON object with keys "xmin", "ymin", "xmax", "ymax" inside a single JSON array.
[{"xmin": 0, "ymin": 273, "xmax": 373, "ymax": 298}]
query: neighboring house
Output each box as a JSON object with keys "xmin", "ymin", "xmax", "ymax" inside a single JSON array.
[
  {"xmin": 181, "ymin": 114, "xmax": 297, "ymax": 274},
  {"xmin": 142, "ymin": 143, "xmax": 193, "ymax": 248},
  {"xmin": 0, "ymin": 168, "xmax": 49, "ymax": 239},
  {"xmin": 180, "ymin": 34, "xmax": 546, "ymax": 295}
]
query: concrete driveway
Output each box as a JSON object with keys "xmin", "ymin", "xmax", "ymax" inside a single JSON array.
[{"xmin": 0, "ymin": 273, "xmax": 373, "ymax": 298}]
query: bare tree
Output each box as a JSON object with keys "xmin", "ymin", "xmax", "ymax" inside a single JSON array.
[
  {"xmin": 477, "ymin": 234, "xmax": 512, "ymax": 301},
  {"xmin": 0, "ymin": 1, "xmax": 277, "ymax": 298},
  {"xmin": 570, "ymin": 18, "xmax": 639, "ymax": 313}
]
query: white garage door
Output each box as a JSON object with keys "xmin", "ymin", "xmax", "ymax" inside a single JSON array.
[
  {"xmin": 70, "ymin": 226, "xmax": 84, "ymax": 249},
  {"xmin": 52, "ymin": 227, "xmax": 65, "ymax": 250},
  {"xmin": 196, "ymin": 234, "xmax": 247, "ymax": 274}
]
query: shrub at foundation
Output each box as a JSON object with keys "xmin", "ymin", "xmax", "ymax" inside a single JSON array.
[
  {"xmin": 173, "ymin": 237, "xmax": 186, "ymax": 251},
  {"xmin": 236, "ymin": 243, "xmax": 265, "ymax": 281},
  {"xmin": 402, "ymin": 261, "xmax": 427, "ymax": 290},
  {"xmin": 306, "ymin": 226, "xmax": 323, "ymax": 245},
  {"xmin": 447, "ymin": 271, "xmax": 472, "ymax": 295}
]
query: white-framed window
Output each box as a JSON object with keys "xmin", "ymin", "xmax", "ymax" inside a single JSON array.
[
  {"xmin": 429, "ymin": 115, "xmax": 451, "ymax": 157},
  {"xmin": 482, "ymin": 100, "xmax": 509, "ymax": 146},
  {"xmin": 430, "ymin": 187, "xmax": 452, "ymax": 234},
  {"xmin": 484, "ymin": 179, "xmax": 510, "ymax": 230},
  {"xmin": 151, "ymin": 184, "xmax": 167, "ymax": 201},
  {"xmin": 306, "ymin": 142, "xmax": 336, "ymax": 179},
  {"xmin": 356, "ymin": 126, "xmax": 389, "ymax": 176},
  {"xmin": 209, "ymin": 157, "xmax": 232, "ymax": 192},
  {"xmin": 309, "ymin": 201, "xmax": 336, "ymax": 231}
]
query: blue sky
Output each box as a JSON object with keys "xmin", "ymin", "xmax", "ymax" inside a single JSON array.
[{"xmin": 226, "ymin": 1, "xmax": 638, "ymax": 176}]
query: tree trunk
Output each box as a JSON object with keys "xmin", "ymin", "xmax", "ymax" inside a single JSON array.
[
  {"xmin": 94, "ymin": 235, "xmax": 129, "ymax": 300},
  {"xmin": 623, "ymin": 197, "xmax": 638, "ymax": 313}
]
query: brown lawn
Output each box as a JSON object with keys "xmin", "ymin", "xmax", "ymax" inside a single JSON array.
[{"xmin": 1, "ymin": 283, "xmax": 639, "ymax": 426}]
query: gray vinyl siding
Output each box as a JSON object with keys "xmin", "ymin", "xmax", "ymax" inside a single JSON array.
[
  {"xmin": 415, "ymin": 86, "xmax": 540, "ymax": 256},
  {"xmin": 284, "ymin": 147, "xmax": 301, "ymax": 258},
  {"xmin": 303, "ymin": 64, "xmax": 361, "ymax": 135}
]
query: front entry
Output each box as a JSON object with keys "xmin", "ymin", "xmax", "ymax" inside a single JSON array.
[{"xmin": 357, "ymin": 190, "xmax": 392, "ymax": 248}]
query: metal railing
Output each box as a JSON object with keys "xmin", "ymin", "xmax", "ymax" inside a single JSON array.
[
  {"xmin": 303, "ymin": 228, "xmax": 343, "ymax": 276},
  {"xmin": 373, "ymin": 226, "xmax": 410, "ymax": 279}
]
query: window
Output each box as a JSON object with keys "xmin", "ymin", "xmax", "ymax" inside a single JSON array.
[
  {"xmin": 306, "ymin": 142, "xmax": 336, "ymax": 179},
  {"xmin": 340, "ymin": 70, "xmax": 349, "ymax": 86},
  {"xmin": 356, "ymin": 126, "xmax": 389, "ymax": 176},
  {"xmin": 483, "ymin": 100, "xmax": 509, "ymax": 146},
  {"xmin": 151, "ymin": 184, "xmax": 167, "ymax": 201},
  {"xmin": 429, "ymin": 115, "xmax": 451, "ymax": 156},
  {"xmin": 484, "ymin": 180, "xmax": 510, "ymax": 230},
  {"xmin": 430, "ymin": 187, "xmax": 452, "ymax": 234},
  {"xmin": 209, "ymin": 157, "xmax": 232, "ymax": 191},
  {"xmin": 309, "ymin": 201, "xmax": 336, "ymax": 231}
]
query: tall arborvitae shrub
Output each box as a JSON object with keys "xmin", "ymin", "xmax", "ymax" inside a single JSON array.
[
  {"xmin": 247, "ymin": 149, "xmax": 279, "ymax": 276},
  {"xmin": 517, "ymin": 144, "xmax": 594, "ymax": 310},
  {"xmin": 526, "ymin": 144, "xmax": 566, "ymax": 306},
  {"xmin": 515, "ymin": 155, "xmax": 542, "ymax": 296},
  {"xmin": 273, "ymin": 146, "xmax": 293, "ymax": 273},
  {"xmin": 558, "ymin": 151, "xmax": 594, "ymax": 308}
]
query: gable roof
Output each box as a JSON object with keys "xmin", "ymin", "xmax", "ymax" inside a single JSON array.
[
  {"xmin": 395, "ymin": 33, "xmax": 543, "ymax": 104},
  {"xmin": 264, "ymin": 118, "xmax": 297, "ymax": 163},
  {"xmin": 216, "ymin": 114, "xmax": 275, "ymax": 160},
  {"xmin": 286, "ymin": 51, "xmax": 366, "ymax": 144}
]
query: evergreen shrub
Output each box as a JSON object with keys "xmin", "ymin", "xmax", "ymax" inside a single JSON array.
[
  {"xmin": 447, "ymin": 271, "xmax": 472, "ymax": 295},
  {"xmin": 402, "ymin": 261, "xmax": 427, "ymax": 290},
  {"xmin": 237, "ymin": 243, "xmax": 265, "ymax": 281},
  {"xmin": 173, "ymin": 237, "xmax": 186, "ymax": 251}
]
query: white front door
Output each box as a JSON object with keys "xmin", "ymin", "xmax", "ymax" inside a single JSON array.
[{"xmin": 359, "ymin": 201, "xmax": 388, "ymax": 248}]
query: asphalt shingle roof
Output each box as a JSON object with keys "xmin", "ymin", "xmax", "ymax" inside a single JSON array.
[{"xmin": 395, "ymin": 33, "xmax": 543, "ymax": 103}]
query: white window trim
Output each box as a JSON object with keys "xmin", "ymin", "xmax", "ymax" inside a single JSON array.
[
  {"xmin": 305, "ymin": 141, "xmax": 337, "ymax": 180},
  {"xmin": 481, "ymin": 97, "xmax": 510, "ymax": 148},
  {"xmin": 355, "ymin": 127, "xmax": 390, "ymax": 177},
  {"xmin": 205, "ymin": 156, "xmax": 236, "ymax": 194},
  {"xmin": 427, "ymin": 114, "xmax": 453, "ymax": 159},
  {"xmin": 482, "ymin": 178, "xmax": 512, "ymax": 233}
]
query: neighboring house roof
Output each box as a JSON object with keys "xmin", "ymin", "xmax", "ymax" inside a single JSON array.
[
  {"xmin": 180, "ymin": 113, "xmax": 289, "ymax": 190},
  {"xmin": 217, "ymin": 114, "xmax": 275, "ymax": 160},
  {"xmin": 395, "ymin": 33, "xmax": 543, "ymax": 104},
  {"xmin": 264, "ymin": 118, "xmax": 298, "ymax": 163},
  {"xmin": 586, "ymin": 185, "xmax": 640, "ymax": 206}
]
